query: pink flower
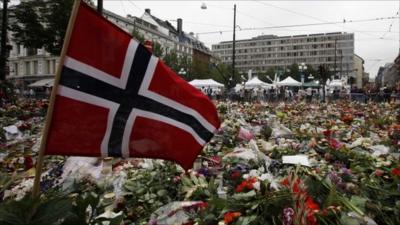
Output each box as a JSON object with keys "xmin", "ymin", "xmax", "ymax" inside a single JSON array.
[
  {"xmin": 375, "ymin": 169, "xmax": 384, "ymax": 177},
  {"xmin": 329, "ymin": 138, "xmax": 343, "ymax": 149},
  {"xmin": 238, "ymin": 127, "xmax": 254, "ymax": 141}
]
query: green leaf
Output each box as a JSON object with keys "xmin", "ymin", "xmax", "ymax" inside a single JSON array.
[
  {"xmin": 232, "ymin": 190, "xmax": 256, "ymax": 200},
  {"xmin": 156, "ymin": 189, "xmax": 168, "ymax": 197},
  {"xmin": 340, "ymin": 214, "xmax": 361, "ymax": 225},
  {"xmin": 109, "ymin": 214, "xmax": 124, "ymax": 225},
  {"xmin": 350, "ymin": 196, "xmax": 367, "ymax": 212}
]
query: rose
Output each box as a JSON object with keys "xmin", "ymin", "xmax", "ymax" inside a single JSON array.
[{"xmin": 375, "ymin": 169, "xmax": 384, "ymax": 177}]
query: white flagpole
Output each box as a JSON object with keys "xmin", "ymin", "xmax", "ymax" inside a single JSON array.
[{"xmin": 32, "ymin": 0, "xmax": 82, "ymax": 197}]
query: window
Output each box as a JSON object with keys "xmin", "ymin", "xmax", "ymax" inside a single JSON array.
[
  {"xmin": 33, "ymin": 61, "xmax": 38, "ymax": 74},
  {"xmin": 27, "ymin": 48, "xmax": 37, "ymax": 56},
  {"xmin": 14, "ymin": 63, "xmax": 18, "ymax": 75},
  {"xmin": 25, "ymin": 61, "xmax": 30, "ymax": 75}
]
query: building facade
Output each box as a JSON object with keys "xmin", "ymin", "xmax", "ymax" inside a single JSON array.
[
  {"xmin": 375, "ymin": 55, "xmax": 400, "ymax": 88},
  {"xmin": 6, "ymin": 6, "xmax": 211, "ymax": 85},
  {"xmin": 212, "ymin": 32, "xmax": 354, "ymax": 78},
  {"xmin": 353, "ymin": 54, "xmax": 364, "ymax": 89}
]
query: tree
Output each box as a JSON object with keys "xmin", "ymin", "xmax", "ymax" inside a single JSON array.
[
  {"xmin": 11, "ymin": 0, "xmax": 93, "ymax": 56},
  {"xmin": 304, "ymin": 64, "xmax": 317, "ymax": 82},
  {"xmin": 131, "ymin": 29, "xmax": 145, "ymax": 44},
  {"xmin": 285, "ymin": 63, "xmax": 299, "ymax": 80},
  {"xmin": 151, "ymin": 41, "xmax": 163, "ymax": 58},
  {"xmin": 191, "ymin": 58, "xmax": 209, "ymax": 79},
  {"xmin": 177, "ymin": 55, "xmax": 192, "ymax": 80},
  {"xmin": 318, "ymin": 64, "xmax": 333, "ymax": 102},
  {"xmin": 258, "ymin": 66, "xmax": 275, "ymax": 83},
  {"xmin": 210, "ymin": 63, "xmax": 240, "ymax": 88},
  {"xmin": 162, "ymin": 50, "xmax": 179, "ymax": 72}
]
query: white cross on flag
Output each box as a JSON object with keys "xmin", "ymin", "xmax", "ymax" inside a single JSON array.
[{"xmin": 45, "ymin": 1, "xmax": 220, "ymax": 170}]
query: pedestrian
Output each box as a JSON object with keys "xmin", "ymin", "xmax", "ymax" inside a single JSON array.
[{"xmin": 29, "ymin": 89, "xmax": 35, "ymax": 98}]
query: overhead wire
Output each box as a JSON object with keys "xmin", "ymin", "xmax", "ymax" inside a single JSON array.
[
  {"xmin": 196, "ymin": 16, "xmax": 399, "ymax": 36},
  {"xmin": 380, "ymin": 10, "xmax": 398, "ymax": 39},
  {"xmin": 252, "ymin": 0, "xmax": 388, "ymax": 39}
]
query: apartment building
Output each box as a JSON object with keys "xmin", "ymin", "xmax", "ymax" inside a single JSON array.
[
  {"xmin": 6, "ymin": 6, "xmax": 211, "ymax": 85},
  {"xmin": 212, "ymin": 32, "xmax": 354, "ymax": 78},
  {"xmin": 353, "ymin": 54, "xmax": 365, "ymax": 89}
]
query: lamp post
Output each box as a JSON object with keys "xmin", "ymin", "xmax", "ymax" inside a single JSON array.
[
  {"xmin": 298, "ymin": 62, "xmax": 307, "ymax": 87},
  {"xmin": 178, "ymin": 68, "xmax": 187, "ymax": 79},
  {"xmin": 202, "ymin": 3, "xmax": 236, "ymax": 89},
  {"xmin": 232, "ymin": 4, "xmax": 236, "ymax": 89}
]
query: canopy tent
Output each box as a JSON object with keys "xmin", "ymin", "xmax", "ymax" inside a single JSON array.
[
  {"xmin": 277, "ymin": 76, "xmax": 301, "ymax": 86},
  {"xmin": 28, "ymin": 78, "xmax": 54, "ymax": 88},
  {"xmin": 244, "ymin": 77, "xmax": 272, "ymax": 89},
  {"xmin": 303, "ymin": 81, "xmax": 320, "ymax": 87},
  {"xmin": 189, "ymin": 79, "xmax": 224, "ymax": 89}
]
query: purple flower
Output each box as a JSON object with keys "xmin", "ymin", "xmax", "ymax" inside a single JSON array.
[
  {"xmin": 197, "ymin": 167, "xmax": 211, "ymax": 177},
  {"xmin": 329, "ymin": 171, "xmax": 342, "ymax": 184},
  {"xmin": 283, "ymin": 207, "xmax": 294, "ymax": 225},
  {"xmin": 341, "ymin": 168, "xmax": 352, "ymax": 176}
]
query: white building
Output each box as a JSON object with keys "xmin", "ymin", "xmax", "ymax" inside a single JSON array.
[
  {"xmin": 6, "ymin": 5, "xmax": 210, "ymax": 85},
  {"xmin": 353, "ymin": 54, "xmax": 364, "ymax": 89},
  {"xmin": 212, "ymin": 32, "xmax": 354, "ymax": 77}
]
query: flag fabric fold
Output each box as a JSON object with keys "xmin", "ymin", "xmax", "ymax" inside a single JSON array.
[{"xmin": 45, "ymin": 2, "xmax": 220, "ymax": 170}]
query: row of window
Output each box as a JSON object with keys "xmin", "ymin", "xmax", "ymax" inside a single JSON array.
[
  {"xmin": 219, "ymin": 48, "xmax": 354, "ymax": 58},
  {"xmin": 11, "ymin": 59, "xmax": 57, "ymax": 76},
  {"xmin": 235, "ymin": 58, "xmax": 354, "ymax": 66},
  {"xmin": 237, "ymin": 62, "xmax": 354, "ymax": 73},
  {"xmin": 214, "ymin": 42, "xmax": 353, "ymax": 54},
  {"xmin": 213, "ymin": 35, "xmax": 353, "ymax": 49}
]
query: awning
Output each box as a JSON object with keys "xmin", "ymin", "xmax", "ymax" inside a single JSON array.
[{"xmin": 28, "ymin": 78, "xmax": 54, "ymax": 88}]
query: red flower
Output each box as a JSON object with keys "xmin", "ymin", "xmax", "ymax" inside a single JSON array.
[
  {"xmin": 281, "ymin": 177, "xmax": 301, "ymax": 193},
  {"xmin": 24, "ymin": 156, "xmax": 33, "ymax": 170},
  {"xmin": 329, "ymin": 138, "xmax": 343, "ymax": 149},
  {"xmin": 231, "ymin": 171, "xmax": 241, "ymax": 179},
  {"xmin": 235, "ymin": 177, "xmax": 257, "ymax": 192},
  {"xmin": 281, "ymin": 177, "xmax": 320, "ymax": 225},
  {"xmin": 323, "ymin": 129, "xmax": 332, "ymax": 138},
  {"xmin": 224, "ymin": 212, "xmax": 241, "ymax": 224},
  {"xmin": 391, "ymin": 168, "xmax": 400, "ymax": 177}
]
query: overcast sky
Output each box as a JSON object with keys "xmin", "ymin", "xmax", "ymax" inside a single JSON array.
[{"xmin": 104, "ymin": 1, "xmax": 398, "ymax": 78}]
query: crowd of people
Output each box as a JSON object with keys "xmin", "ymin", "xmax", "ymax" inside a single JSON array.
[{"xmin": 198, "ymin": 84, "xmax": 400, "ymax": 104}]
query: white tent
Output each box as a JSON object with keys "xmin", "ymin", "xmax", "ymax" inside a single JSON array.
[
  {"xmin": 328, "ymin": 79, "xmax": 343, "ymax": 87},
  {"xmin": 277, "ymin": 76, "xmax": 301, "ymax": 86},
  {"xmin": 189, "ymin": 79, "xmax": 224, "ymax": 89},
  {"xmin": 28, "ymin": 78, "xmax": 54, "ymax": 88},
  {"xmin": 244, "ymin": 77, "xmax": 272, "ymax": 89}
]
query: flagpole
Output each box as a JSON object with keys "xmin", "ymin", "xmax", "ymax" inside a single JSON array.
[{"xmin": 32, "ymin": 0, "xmax": 82, "ymax": 197}]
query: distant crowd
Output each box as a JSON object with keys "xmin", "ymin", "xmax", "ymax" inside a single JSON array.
[{"xmin": 199, "ymin": 85, "xmax": 400, "ymax": 104}]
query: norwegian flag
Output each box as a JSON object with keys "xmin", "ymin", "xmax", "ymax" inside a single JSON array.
[{"xmin": 45, "ymin": 2, "xmax": 220, "ymax": 170}]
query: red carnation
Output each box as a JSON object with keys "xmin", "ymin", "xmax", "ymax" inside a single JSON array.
[{"xmin": 391, "ymin": 168, "xmax": 400, "ymax": 177}]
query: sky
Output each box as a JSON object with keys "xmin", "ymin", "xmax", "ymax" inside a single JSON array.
[{"xmin": 100, "ymin": 0, "xmax": 399, "ymax": 79}]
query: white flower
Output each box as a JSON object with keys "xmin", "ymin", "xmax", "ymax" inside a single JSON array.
[
  {"xmin": 249, "ymin": 169, "xmax": 259, "ymax": 177},
  {"xmin": 259, "ymin": 173, "xmax": 272, "ymax": 181},
  {"xmin": 253, "ymin": 181, "xmax": 260, "ymax": 191}
]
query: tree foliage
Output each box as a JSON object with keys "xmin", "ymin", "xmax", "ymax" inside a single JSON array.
[{"xmin": 11, "ymin": 0, "xmax": 93, "ymax": 56}]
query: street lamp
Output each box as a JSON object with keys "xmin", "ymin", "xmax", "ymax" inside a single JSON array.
[
  {"xmin": 178, "ymin": 68, "xmax": 186, "ymax": 78},
  {"xmin": 298, "ymin": 62, "xmax": 307, "ymax": 86}
]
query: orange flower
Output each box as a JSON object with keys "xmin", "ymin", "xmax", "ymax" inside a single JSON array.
[
  {"xmin": 341, "ymin": 113, "xmax": 354, "ymax": 124},
  {"xmin": 224, "ymin": 212, "xmax": 241, "ymax": 224}
]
